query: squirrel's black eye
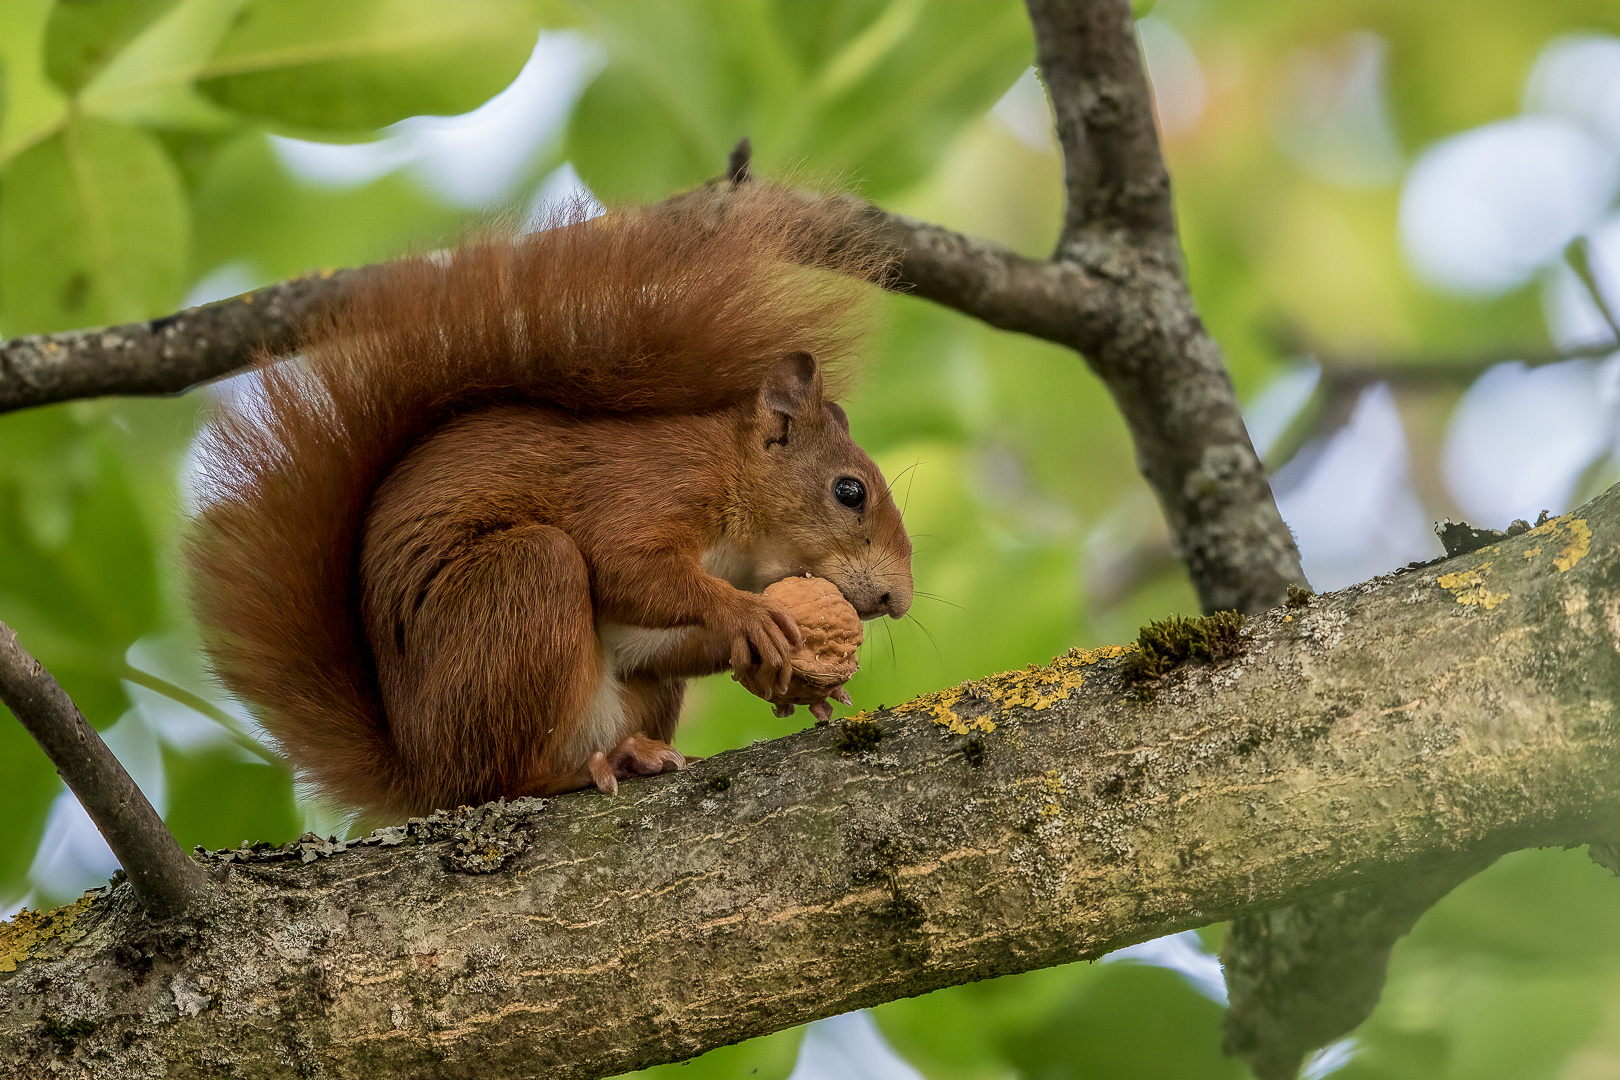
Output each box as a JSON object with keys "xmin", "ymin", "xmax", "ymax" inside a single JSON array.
[{"xmin": 833, "ymin": 477, "xmax": 866, "ymax": 509}]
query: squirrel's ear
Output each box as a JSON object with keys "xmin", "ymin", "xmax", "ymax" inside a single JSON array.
[
  {"xmin": 825, "ymin": 401, "xmax": 850, "ymax": 434},
  {"xmin": 759, "ymin": 351, "xmax": 822, "ymax": 421}
]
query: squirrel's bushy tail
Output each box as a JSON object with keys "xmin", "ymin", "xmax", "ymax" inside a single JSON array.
[{"xmin": 187, "ymin": 188, "xmax": 885, "ymax": 817}]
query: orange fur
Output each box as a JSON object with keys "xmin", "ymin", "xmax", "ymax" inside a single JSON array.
[{"xmin": 188, "ymin": 190, "xmax": 912, "ymax": 820}]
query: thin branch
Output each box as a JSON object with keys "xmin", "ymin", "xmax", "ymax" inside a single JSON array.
[
  {"xmin": 0, "ymin": 269, "xmax": 362, "ymax": 414},
  {"xmin": 842, "ymin": 198, "xmax": 1112, "ymax": 346},
  {"xmin": 0, "ymin": 621, "xmax": 207, "ymax": 919},
  {"xmin": 1026, "ymin": 0, "xmax": 1176, "ymax": 250},
  {"xmin": 1273, "ymin": 320, "xmax": 1619, "ymax": 387},
  {"xmin": 726, "ymin": 136, "xmax": 752, "ymax": 185},
  {"xmin": 1566, "ymin": 237, "xmax": 1620, "ymax": 343}
]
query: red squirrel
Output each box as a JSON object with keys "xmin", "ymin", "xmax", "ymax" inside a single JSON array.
[{"xmin": 187, "ymin": 190, "xmax": 913, "ymax": 820}]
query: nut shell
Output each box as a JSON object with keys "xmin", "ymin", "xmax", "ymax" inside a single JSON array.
[{"xmin": 734, "ymin": 576, "xmax": 862, "ymax": 709}]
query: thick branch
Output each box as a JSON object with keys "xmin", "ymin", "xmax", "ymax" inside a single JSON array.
[
  {"xmin": 1222, "ymin": 859, "xmax": 1487, "ymax": 1080},
  {"xmin": 0, "ymin": 622, "xmax": 206, "ymax": 919},
  {"xmin": 1014, "ymin": 0, "xmax": 1301, "ymax": 613},
  {"xmin": 4, "ymin": 488, "xmax": 1620, "ymax": 1076}
]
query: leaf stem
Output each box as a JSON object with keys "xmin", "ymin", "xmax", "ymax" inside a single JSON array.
[{"xmin": 122, "ymin": 665, "xmax": 279, "ymax": 767}]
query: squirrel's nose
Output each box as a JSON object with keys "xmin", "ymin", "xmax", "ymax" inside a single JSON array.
[{"xmin": 858, "ymin": 588, "xmax": 909, "ymax": 621}]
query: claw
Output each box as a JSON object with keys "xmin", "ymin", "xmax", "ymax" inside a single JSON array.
[
  {"xmin": 588, "ymin": 736, "xmax": 685, "ymax": 795},
  {"xmin": 587, "ymin": 751, "xmax": 619, "ymax": 795},
  {"xmin": 830, "ymin": 687, "xmax": 853, "ymax": 706},
  {"xmin": 772, "ymin": 702, "xmax": 795, "ymax": 719}
]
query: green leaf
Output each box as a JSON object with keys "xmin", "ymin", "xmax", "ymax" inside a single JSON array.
[
  {"xmin": 190, "ymin": 130, "xmax": 467, "ymax": 283},
  {"xmin": 0, "ymin": 721, "xmax": 59, "ymax": 903},
  {"xmin": 0, "ymin": 416, "xmax": 159, "ymax": 730},
  {"xmin": 43, "ymin": 0, "xmax": 177, "ymax": 95},
  {"xmin": 876, "ymin": 964, "xmax": 1105, "ymax": 1080},
  {"xmin": 195, "ymin": 0, "xmax": 549, "ymax": 136},
  {"xmin": 0, "ymin": 117, "xmax": 189, "ymax": 334},
  {"xmin": 617, "ymin": 1025, "xmax": 801, "ymax": 1080},
  {"xmin": 72, "ymin": 0, "xmax": 249, "ymax": 131},
  {"xmin": 161, "ymin": 745, "xmax": 298, "ymax": 851},
  {"xmin": 0, "ymin": 0, "xmax": 68, "ymax": 165},
  {"xmin": 567, "ymin": 0, "xmax": 1031, "ymax": 202},
  {"xmin": 1006, "ymin": 964, "xmax": 1245, "ymax": 1079}
]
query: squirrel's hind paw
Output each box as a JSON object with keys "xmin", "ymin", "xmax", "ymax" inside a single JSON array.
[{"xmin": 588, "ymin": 735, "xmax": 685, "ymax": 795}]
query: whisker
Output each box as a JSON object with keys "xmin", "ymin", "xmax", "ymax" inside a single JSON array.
[{"xmin": 905, "ymin": 614, "xmax": 943, "ymax": 663}]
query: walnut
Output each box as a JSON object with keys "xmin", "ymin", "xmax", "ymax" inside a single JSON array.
[{"xmin": 735, "ymin": 575, "xmax": 862, "ymax": 720}]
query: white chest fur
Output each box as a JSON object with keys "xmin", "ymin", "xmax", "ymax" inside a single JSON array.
[{"xmin": 597, "ymin": 622, "xmax": 693, "ymax": 674}]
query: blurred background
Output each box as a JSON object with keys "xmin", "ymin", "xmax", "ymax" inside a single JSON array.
[{"xmin": 3, "ymin": 1, "xmax": 1620, "ymax": 1077}]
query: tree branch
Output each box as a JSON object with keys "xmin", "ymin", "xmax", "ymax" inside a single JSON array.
[
  {"xmin": 0, "ymin": 621, "xmax": 206, "ymax": 920},
  {"xmin": 3, "ymin": 487, "xmax": 1618, "ymax": 1075},
  {"xmin": 0, "ymin": 270, "xmax": 362, "ymax": 414},
  {"xmin": 1026, "ymin": 0, "xmax": 1175, "ymax": 247},
  {"xmin": 1222, "ymin": 856, "xmax": 1490, "ymax": 1080}
]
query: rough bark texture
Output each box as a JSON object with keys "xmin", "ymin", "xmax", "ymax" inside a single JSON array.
[
  {"xmin": 1023, "ymin": 0, "xmax": 1302, "ymax": 616},
  {"xmin": 3, "ymin": 488, "xmax": 1618, "ymax": 1078}
]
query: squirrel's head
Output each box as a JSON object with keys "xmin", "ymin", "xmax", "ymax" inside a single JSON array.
[{"xmin": 737, "ymin": 352, "xmax": 913, "ymax": 621}]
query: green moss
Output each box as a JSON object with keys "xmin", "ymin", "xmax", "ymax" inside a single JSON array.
[
  {"xmin": 1122, "ymin": 611, "xmax": 1247, "ymax": 689},
  {"xmin": 38, "ymin": 1014, "xmax": 95, "ymax": 1053},
  {"xmin": 835, "ymin": 718, "xmax": 884, "ymax": 754},
  {"xmin": 1286, "ymin": 585, "xmax": 1314, "ymax": 608}
]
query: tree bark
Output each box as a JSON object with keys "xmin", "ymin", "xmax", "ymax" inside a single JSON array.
[
  {"xmin": 0, "ymin": 270, "xmax": 362, "ymax": 413},
  {"xmin": 3, "ymin": 486, "xmax": 1617, "ymax": 1078}
]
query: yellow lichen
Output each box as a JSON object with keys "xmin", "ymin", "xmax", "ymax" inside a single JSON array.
[
  {"xmin": 1437, "ymin": 563, "xmax": 1510, "ymax": 610},
  {"xmin": 1555, "ymin": 520, "xmax": 1591, "ymax": 572},
  {"xmin": 0, "ymin": 892, "xmax": 95, "ymax": 973},
  {"xmin": 1041, "ymin": 769, "xmax": 1064, "ymax": 819},
  {"xmin": 1064, "ymin": 643, "xmax": 1134, "ymax": 665},
  {"xmin": 910, "ymin": 646, "xmax": 1132, "ymax": 734},
  {"xmin": 1523, "ymin": 515, "xmax": 1591, "ymax": 573}
]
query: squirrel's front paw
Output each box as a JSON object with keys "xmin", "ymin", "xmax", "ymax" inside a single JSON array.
[
  {"xmin": 722, "ymin": 596, "xmax": 801, "ymax": 698},
  {"xmin": 735, "ymin": 576, "xmax": 863, "ymax": 720}
]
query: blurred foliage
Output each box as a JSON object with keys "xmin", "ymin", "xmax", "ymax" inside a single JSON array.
[{"xmin": 1, "ymin": 2, "xmax": 1619, "ymax": 1079}]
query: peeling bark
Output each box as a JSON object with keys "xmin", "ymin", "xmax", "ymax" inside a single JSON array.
[{"xmin": 3, "ymin": 490, "xmax": 1618, "ymax": 1078}]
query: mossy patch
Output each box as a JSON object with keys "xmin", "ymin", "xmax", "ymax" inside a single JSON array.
[
  {"xmin": 0, "ymin": 892, "xmax": 95, "ymax": 973},
  {"xmin": 1122, "ymin": 611, "xmax": 1246, "ymax": 687},
  {"xmin": 835, "ymin": 717, "xmax": 884, "ymax": 754},
  {"xmin": 1286, "ymin": 584, "xmax": 1314, "ymax": 608}
]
